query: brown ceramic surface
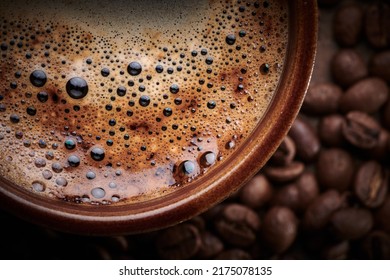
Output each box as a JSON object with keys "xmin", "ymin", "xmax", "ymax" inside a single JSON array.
[{"xmin": 0, "ymin": 0, "xmax": 317, "ymax": 234}]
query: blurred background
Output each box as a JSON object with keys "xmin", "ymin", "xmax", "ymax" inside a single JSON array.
[{"xmin": 1, "ymin": 0, "xmax": 390, "ymax": 260}]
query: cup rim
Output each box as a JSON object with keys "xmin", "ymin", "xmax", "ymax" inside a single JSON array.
[{"xmin": 0, "ymin": 0, "xmax": 318, "ymax": 235}]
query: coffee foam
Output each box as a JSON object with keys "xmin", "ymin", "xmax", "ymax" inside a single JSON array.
[{"xmin": 0, "ymin": 0, "xmax": 288, "ymax": 205}]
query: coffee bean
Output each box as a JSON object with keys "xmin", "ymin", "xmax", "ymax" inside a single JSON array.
[
  {"xmin": 304, "ymin": 190, "xmax": 342, "ymax": 230},
  {"xmin": 322, "ymin": 241, "xmax": 350, "ymax": 260},
  {"xmin": 330, "ymin": 208, "xmax": 373, "ymax": 240},
  {"xmin": 263, "ymin": 161, "xmax": 305, "ymax": 183},
  {"xmin": 271, "ymin": 171, "xmax": 319, "ymax": 213},
  {"xmin": 156, "ymin": 223, "xmax": 201, "ymax": 259},
  {"xmin": 364, "ymin": 129, "xmax": 390, "ymax": 161},
  {"xmin": 369, "ymin": 50, "xmax": 390, "ymax": 82},
  {"xmin": 342, "ymin": 111, "xmax": 381, "ymax": 149},
  {"xmin": 214, "ymin": 203, "xmax": 260, "ymax": 247},
  {"xmin": 354, "ymin": 161, "xmax": 388, "ymax": 208},
  {"xmin": 295, "ymin": 171, "xmax": 320, "ymax": 211},
  {"xmin": 340, "ymin": 77, "xmax": 389, "ymax": 114},
  {"xmin": 289, "ymin": 116, "xmax": 320, "ymax": 162},
  {"xmin": 364, "ymin": 3, "xmax": 390, "ymax": 49},
  {"xmin": 239, "ymin": 174, "xmax": 273, "ymax": 208},
  {"xmin": 362, "ymin": 231, "xmax": 390, "ymax": 260},
  {"xmin": 318, "ymin": 114, "xmax": 345, "ymax": 147},
  {"xmin": 197, "ymin": 231, "xmax": 224, "ymax": 259},
  {"xmin": 333, "ymin": 3, "xmax": 363, "ymax": 47},
  {"xmin": 214, "ymin": 249, "xmax": 251, "ymax": 260},
  {"xmin": 316, "ymin": 148, "xmax": 355, "ymax": 192},
  {"xmin": 302, "ymin": 83, "xmax": 342, "ymax": 115},
  {"xmin": 261, "ymin": 206, "xmax": 298, "ymax": 254},
  {"xmin": 271, "ymin": 183, "xmax": 301, "ymax": 211},
  {"xmin": 269, "ymin": 135, "xmax": 296, "ymax": 166},
  {"xmin": 318, "ymin": 114, "xmax": 346, "ymax": 147},
  {"xmin": 331, "ymin": 49, "xmax": 368, "ymax": 88}
]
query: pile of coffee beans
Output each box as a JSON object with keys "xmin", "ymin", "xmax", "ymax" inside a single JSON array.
[{"xmin": 1, "ymin": 0, "xmax": 390, "ymax": 260}]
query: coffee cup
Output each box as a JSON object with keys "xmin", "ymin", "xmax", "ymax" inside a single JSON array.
[{"xmin": 0, "ymin": 0, "xmax": 317, "ymax": 234}]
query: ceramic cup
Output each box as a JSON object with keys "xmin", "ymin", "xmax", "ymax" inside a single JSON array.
[{"xmin": 0, "ymin": 0, "xmax": 317, "ymax": 234}]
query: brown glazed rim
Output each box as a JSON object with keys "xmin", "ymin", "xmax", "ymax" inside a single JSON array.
[{"xmin": 0, "ymin": 0, "xmax": 318, "ymax": 235}]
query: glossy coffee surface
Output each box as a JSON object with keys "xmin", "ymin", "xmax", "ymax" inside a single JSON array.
[{"xmin": 0, "ymin": 0, "xmax": 288, "ymax": 205}]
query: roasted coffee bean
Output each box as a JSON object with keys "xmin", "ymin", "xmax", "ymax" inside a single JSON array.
[
  {"xmin": 271, "ymin": 171, "xmax": 319, "ymax": 213},
  {"xmin": 288, "ymin": 117, "xmax": 320, "ymax": 162},
  {"xmin": 322, "ymin": 241, "xmax": 350, "ymax": 260},
  {"xmin": 214, "ymin": 203, "xmax": 260, "ymax": 247},
  {"xmin": 375, "ymin": 196, "xmax": 390, "ymax": 234},
  {"xmin": 304, "ymin": 190, "xmax": 342, "ymax": 230},
  {"xmin": 354, "ymin": 161, "xmax": 388, "ymax": 208},
  {"xmin": 330, "ymin": 208, "xmax": 373, "ymax": 240},
  {"xmin": 318, "ymin": 114, "xmax": 346, "ymax": 147},
  {"xmin": 333, "ymin": 3, "xmax": 363, "ymax": 47},
  {"xmin": 269, "ymin": 136, "xmax": 296, "ymax": 166},
  {"xmin": 316, "ymin": 148, "xmax": 355, "ymax": 192},
  {"xmin": 263, "ymin": 161, "xmax": 305, "ymax": 183},
  {"xmin": 302, "ymin": 83, "xmax": 342, "ymax": 115},
  {"xmin": 239, "ymin": 174, "xmax": 273, "ymax": 208},
  {"xmin": 361, "ymin": 129, "xmax": 390, "ymax": 162},
  {"xmin": 271, "ymin": 183, "xmax": 301, "ymax": 211},
  {"xmin": 369, "ymin": 50, "xmax": 390, "ymax": 82},
  {"xmin": 364, "ymin": 3, "xmax": 390, "ymax": 49},
  {"xmin": 362, "ymin": 231, "xmax": 390, "ymax": 260},
  {"xmin": 156, "ymin": 223, "xmax": 201, "ymax": 259},
  {"xmin": 331, "ymin": 49, "xmax": 368, "ymax": 88},
  {"xmin": 318, "ymin": 114, "xmax": 345, "ymax": 147},
  {"xmin": 295, "ymin": 171, "xmax": 320, "ymax": 210},
  {"xmin": 214, "ymin": 249, "xmax": 251, "ymax": 260},
  {"xmin": 342, "ymin": 111, "xmax": 381, "ymax": 149},
  {"xmin": 197, "ymin": 231, "xmax": 224, "ymax": 259},
  {"xmin": 340, "ymin": 77, "xmax": 389, "ymax": 114},
  {"xmin": 261, "ymin": 206, "xmax": 298, "ymax": 254}
]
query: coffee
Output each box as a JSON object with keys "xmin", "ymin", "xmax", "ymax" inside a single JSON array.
[{"xmin": 0, "ymin": 0, "xmax": 288, "ymax": 204}]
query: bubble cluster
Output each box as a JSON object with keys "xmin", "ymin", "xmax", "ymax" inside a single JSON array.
[{"xmin": 0, "ymin": 0, "xmax": 288, "ymax": 205}]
